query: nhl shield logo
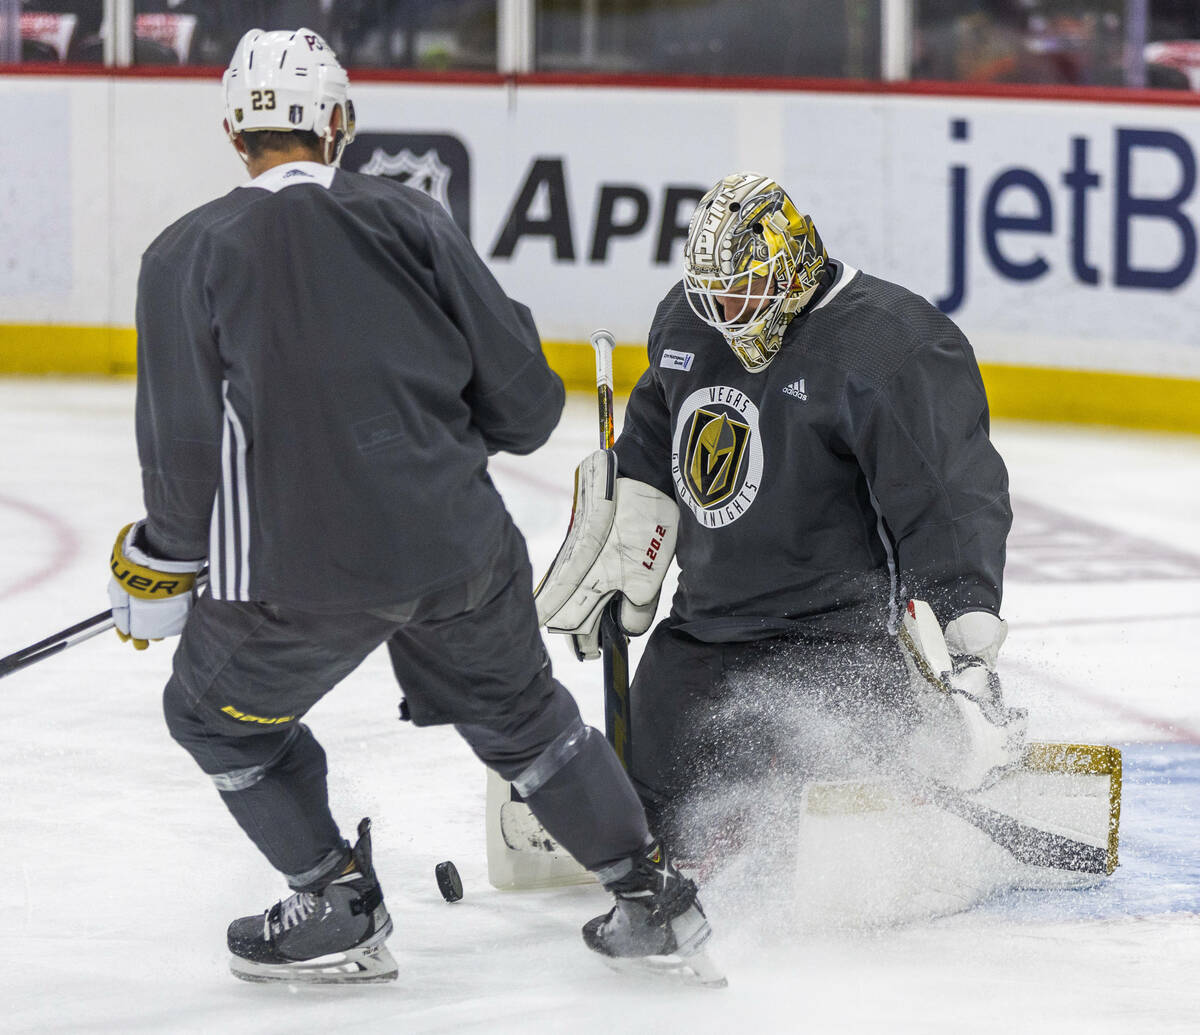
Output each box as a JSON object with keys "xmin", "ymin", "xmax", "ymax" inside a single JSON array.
[
  {"xmin": 346, "ymin": 132, "xmax": 471, "ymax": 236},
  {"xmin": 360, "ymin": 147, "xmax": 452, "ymax": 212}
]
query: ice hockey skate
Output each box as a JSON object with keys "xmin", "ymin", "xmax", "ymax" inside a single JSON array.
[
  {"xmin": 227, "ymin": 818, "xmax": 398, "ymax": 984},
  {"xmin": 583, "ymin": 841, "xmax": 726, "ymax": 988}
]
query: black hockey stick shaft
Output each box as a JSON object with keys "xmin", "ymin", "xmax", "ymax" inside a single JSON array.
[
  {"xmin": 590, "ymin": 328, "xmax": 632, "ymax": 769},
  {"xmin": 0, "ymin": 570, "xmax": 210, "ymax": 681},
  {"xmin": 895, "ymin": 602, "xmax": 1108, "ymax": 873},
  {"xmin": 0, "ymin": 609, "xmax": 114, "ymax": 679},
  {"xmin": 920, "ymin": 776, "xmax": 1109, "ymax": 874}
]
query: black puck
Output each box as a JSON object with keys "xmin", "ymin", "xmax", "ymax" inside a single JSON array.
[{"xmin": 435, "ymin": 860, "xmax": 463, "ymax": 902}]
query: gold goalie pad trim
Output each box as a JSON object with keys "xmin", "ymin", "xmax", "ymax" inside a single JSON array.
[{"xmin": 1018, "ymin": 742, "xmax": 1122, "ymax": 875}]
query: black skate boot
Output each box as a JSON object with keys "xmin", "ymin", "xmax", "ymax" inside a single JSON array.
[
  {"xmin": 583, "ymin": 841, "xmax": 726, "ymax": 987},
  {"xmin": 227, "ymin": 818, "xmax": 397, "ymax": 984}
]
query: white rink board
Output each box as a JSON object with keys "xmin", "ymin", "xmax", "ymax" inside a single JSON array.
[{"xmin": 2, "ymin": 74, "xmax": 1200, "ymax": 377}]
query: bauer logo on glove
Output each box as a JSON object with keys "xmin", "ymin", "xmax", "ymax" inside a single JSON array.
[{"xmin": 108, "ymin": 520, "xmax": 205, "ymax": 650}]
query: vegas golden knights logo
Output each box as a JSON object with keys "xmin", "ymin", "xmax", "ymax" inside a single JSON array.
[
  {"xmin": 683, "ymin": 408, "xmax": 750, "ymax": 507},
  {"xmin": 672, "ymin": 387, "xmax": 763, "ymax": 528}
]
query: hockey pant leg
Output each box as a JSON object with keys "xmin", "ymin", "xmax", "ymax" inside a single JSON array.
[
  {"xmin": 164, "ymin": 675, "xmax": 348, "ymax": 889},
  {"xmin": 163, "ymin": 598, "xmax": 396, "ymax": 890},
  {"xmin": 380, "ymin": 522, "xmax": 652, "ymax": 880},
  {"xmin": 457, "ymin": 675, "xmax": 652, "ymax": 881}
]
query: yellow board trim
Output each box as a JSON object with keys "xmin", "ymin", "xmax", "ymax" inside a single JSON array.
[
  {"xmin": 978, "ymin": 363, "xmax": 1200, "ymax": 434},
  {"xmin": 542, "ymin": 341, "xmax": 1200, "ymax": 434},
  {"xmin": 0, "ymin": 324, "xmax": 137, "ymax": 376},
  {"xmin": 3, "ymin": 326, "xmax": 1199, "ymax": 434}
]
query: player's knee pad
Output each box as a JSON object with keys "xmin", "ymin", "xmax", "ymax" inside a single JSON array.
[
  {"xmin": 164, "ymin": 675, "xmax": 319, "ymax": 790},
  {"xmin": 511, "ymin": 717, "xmax": 592, "ymax": 798},
  {"xmin": 457, "ymin": 678, "xmax": 583, "ymax": 781}
]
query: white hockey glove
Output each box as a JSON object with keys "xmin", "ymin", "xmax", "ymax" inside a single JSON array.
[
  {"xmin": 899, "ymin": 600, "xmax": 1028, "ymax": 791},
  {"xmin": 535, "ymin": 450, "xmax": 678, "ymax": 660},
  {"xmin": 108, "ymin": 521, "xmax": 204, "ymax": 650}
]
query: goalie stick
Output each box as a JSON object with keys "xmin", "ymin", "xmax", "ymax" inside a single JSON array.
[
  {"xmin": 897, "ymin": 599, "xmax": 1117, "ymax": 875},
  {"xmin": 484, "ymin": 330, "xmax": 634, "ymax": 890},
  {"xmin": 910, "ymin": 770, "xmax": 1110, "ymax": 874},
  {"xmin": 589, "ymin": 328, "xmax": 632, "ymax": 768}
]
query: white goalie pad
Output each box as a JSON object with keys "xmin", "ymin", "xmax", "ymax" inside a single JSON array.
[
  {"xmin": 792, "ymin": 742, "xmax": 1121, "ymax": 927},
  {"xmin": 535, "ymin": 449, "xmax": 678, "ymax": 658},
  {"xmin": 485, "ymin": 768, "xmax": 596, "ymax": 891}
]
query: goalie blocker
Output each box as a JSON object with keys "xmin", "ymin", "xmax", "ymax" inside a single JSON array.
[{"xmin": 534, "ymin": 449, "xmax": 678, "ymax": 660}]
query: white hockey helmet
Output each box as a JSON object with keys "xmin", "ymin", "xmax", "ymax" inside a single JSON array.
[
  {"xmin": 683, "ymin": 172, "xmax": 827, "ymax": 372},
  {"xmin": 222, "ymin": 28, "xmax": 356, "ymax": 165}
]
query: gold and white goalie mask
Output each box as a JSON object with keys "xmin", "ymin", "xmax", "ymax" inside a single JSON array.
[{"xmin": 683, "ymin": 172, "xmax": 827, "ymax": 372}]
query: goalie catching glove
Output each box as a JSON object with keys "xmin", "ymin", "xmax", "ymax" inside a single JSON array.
[
  {"xmin": 108, "ymin": 521, "xmax": 205, "ymax": 650},
  {"xmin": 535, "ymin": 450, "xmax": 678, "ymax": 660},
  {"xmin": 899, "ymin": 599, "xmax": 1028, "ymax": 791}
]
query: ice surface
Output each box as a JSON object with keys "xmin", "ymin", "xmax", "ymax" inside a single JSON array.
[{"xmin": 1, "ymin": 383, "xmax": 1197, "ymax": 1033}]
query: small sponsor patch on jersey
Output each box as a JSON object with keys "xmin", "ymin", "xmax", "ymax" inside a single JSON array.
[
  {"xmin": 661, "ymin": 349, "xmax": 695, "ymax": 372},
  {"xmin": 283, "ymin": 168, "xmax": 312, "ymax": 179},
  {"xmin": 782, "ymin": 378, "xmax": 808, "ymax": 401}
]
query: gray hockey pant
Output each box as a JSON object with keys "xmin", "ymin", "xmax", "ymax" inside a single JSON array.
[{"xmin": 163, "ymin": 563, "xmax": 648, "ymax": 889}]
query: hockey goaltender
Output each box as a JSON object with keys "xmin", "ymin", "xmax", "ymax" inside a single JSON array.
[{"xmin": 533, "ymin": 172, "xmax": 1121, "ymax": 913}]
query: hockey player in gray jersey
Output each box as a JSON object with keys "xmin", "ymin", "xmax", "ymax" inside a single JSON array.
[
  {"xmin": 537, "ymin": 171, "xmax": 1026, "ymax": 858},
  {"xmin": 107, "ymin": 28, "xmax": 718, "ymax": 986}
]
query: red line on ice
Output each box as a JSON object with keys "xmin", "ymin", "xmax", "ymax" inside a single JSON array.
[
  {"xmin": 0, "ymin": 495, "xmax": 81, "ymax": 602},
  {"xmin": 1007, "ymin": 656, "xmax": 1200, "ymax": 745}
]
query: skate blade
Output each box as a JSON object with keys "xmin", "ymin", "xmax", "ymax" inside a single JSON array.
[
  {"xmin": 230, "ymin": 942, "xmax": 399, "ymax": 985},
  {"xmin": 599, "ymin": 947, "xmax": 728, "ymax": 989}
]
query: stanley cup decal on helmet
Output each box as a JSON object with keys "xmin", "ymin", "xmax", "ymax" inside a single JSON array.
[
  {"xmin": 683, "ymin": 172, "xmax": 827, "ymax": 372},
  {"xmin": 222, "ymin": 28, "xmax": 357, "ymax": 166}
]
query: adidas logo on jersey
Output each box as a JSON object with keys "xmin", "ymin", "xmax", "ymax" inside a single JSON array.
[{"xmin": 782, "ymin": 378, "xmax": 808, "ymax": 401}]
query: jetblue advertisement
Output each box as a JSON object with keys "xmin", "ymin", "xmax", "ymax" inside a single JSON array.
[
  {"xmin": 1, "ymin": 77, "xmax": 1197, "ymax": 380},
  {"xmin": 347, "ymin": 84, "xmax": 1200, "ymax": 377}
]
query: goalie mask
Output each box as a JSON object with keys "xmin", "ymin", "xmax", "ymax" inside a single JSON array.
[
  {"xmin": 683, "ymin": 172, "xmax": 827, "ymax": 372},
  {"xmin": 222, "ymin": 28, "xmax": 356, "ymax": 166}
]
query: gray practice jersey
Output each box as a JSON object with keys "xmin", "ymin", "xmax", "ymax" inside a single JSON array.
[
  {"xmin": 135, "ymin": 161, "xmax": 563, "ymax": 612},
  {"xmin": 614, "ymin": 260, "xmax": 1012, "ymax": 642}
]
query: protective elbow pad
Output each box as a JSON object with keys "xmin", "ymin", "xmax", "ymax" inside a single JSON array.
[{"xmin": 535, "ymin": 450, "xmax": 678, "ymax": 657}]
